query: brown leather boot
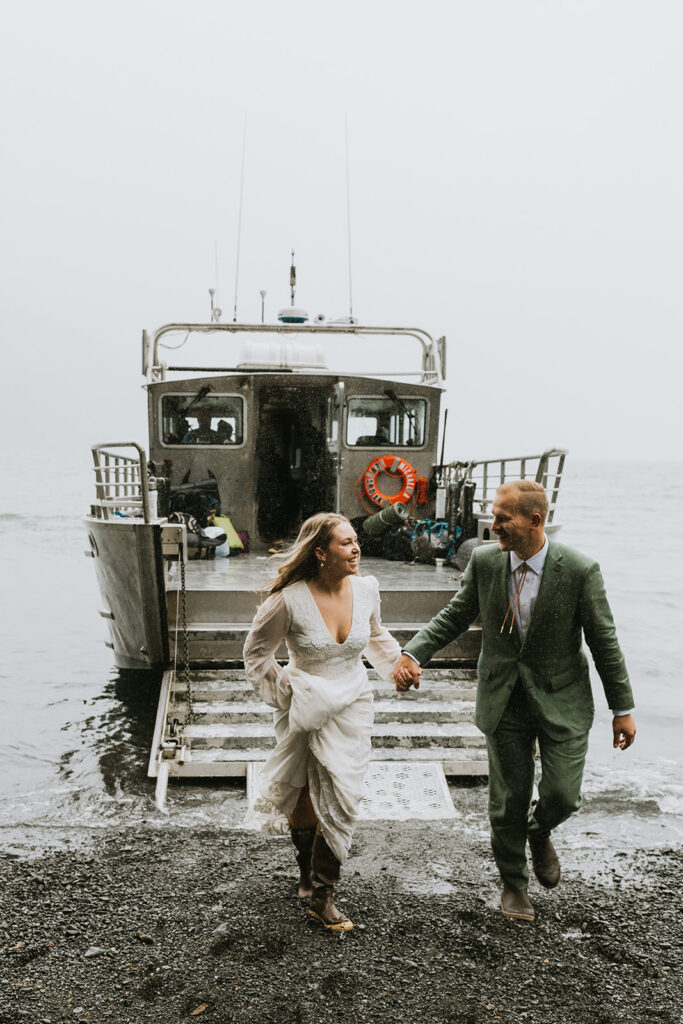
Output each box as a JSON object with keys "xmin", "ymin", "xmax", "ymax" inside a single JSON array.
[
  {"xmin": 309, "ymin": 832, "xmax": 353, "ymax": 932},
  {"xmin": 500, "ymin": 884, "xmax": 535, "ymax": 922},
  {"xmin": 290, "ymin": 826, "xmax": 316, "ymax": 899},
  {"xmin": 528, "ymin": 831, "xmax": 561, "ymax": 889}
]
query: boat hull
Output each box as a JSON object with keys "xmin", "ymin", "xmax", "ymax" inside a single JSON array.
[{"xmin": 84, "ymin": 516, "xmax": 168, "ymax": 670}]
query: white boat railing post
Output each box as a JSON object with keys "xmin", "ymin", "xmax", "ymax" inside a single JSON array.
[{"xmin": 440, "ymin": 449, "xmax": 568, "ymax": 534}]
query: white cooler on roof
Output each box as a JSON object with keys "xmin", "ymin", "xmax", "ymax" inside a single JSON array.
[{"xmin": 237, "ymin": 339, "xmax": 327, "ymax": 370}]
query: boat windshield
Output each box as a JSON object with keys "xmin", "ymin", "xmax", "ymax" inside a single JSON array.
[
  {"xmin": 160, "ymin": 393, "xmax": 246, "ymax": 446},
  {"xmin": 346, "ymin": 396, "xmax": 426, "ymax": 447}
]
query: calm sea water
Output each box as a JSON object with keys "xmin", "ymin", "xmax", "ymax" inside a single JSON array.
[{"xmin": 1, "ymin": 450, "xmax": 681, "ymax": 859}]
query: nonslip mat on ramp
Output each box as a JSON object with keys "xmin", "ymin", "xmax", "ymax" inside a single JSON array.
[
  {"xmin": 241, "ymin": 761, "xmax": 455, "ymax": 831},
  {"xmin": 357, "ymin": 762, "xmax": 456, "ymax": 821}
]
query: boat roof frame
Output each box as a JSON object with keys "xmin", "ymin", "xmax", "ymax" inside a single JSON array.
[{"xmin": 145, "ymin": 321, "xmax": 445, "ymax": 386}]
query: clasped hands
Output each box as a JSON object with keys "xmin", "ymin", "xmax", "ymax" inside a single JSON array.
[{"xmin": 393, "ymin": 653, "xmax": 423, "ymax": 692}]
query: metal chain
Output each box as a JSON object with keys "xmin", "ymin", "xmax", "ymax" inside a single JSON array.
[{"xmin": 179, "ymin": 558, "xmax": 195, "ymax": 725}]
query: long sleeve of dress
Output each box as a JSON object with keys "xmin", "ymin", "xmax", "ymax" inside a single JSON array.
[
  {"xmin": 363, "ymin": 576, "xmax": 402, "ymax": 681},
  {"xmin": 243, "ymin": 591, "xmax": 292, "ymax": 709}
]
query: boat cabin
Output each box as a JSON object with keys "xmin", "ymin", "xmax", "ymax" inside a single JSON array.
[{"xmin": 144, "ymin": 318, "xmax": 447, "ymax": 545}]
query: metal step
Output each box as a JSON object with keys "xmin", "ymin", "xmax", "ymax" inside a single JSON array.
[
  {"xmin": 169, "ymin": 622, "xmax": 481, "ymax": 664},
  {"xmin": 182, "ymin": 746, "xmax": 488, "ymax": 777},
  {"xmin": 175, "ymin": 666, "xmax": 479, "ymax": 682},
  {"xmin": 149, "ymin": 662, "xmax": 488, "ymax": 786},
  {"xmin": 173, "ymin": 698, "xmax": 479, "ymax": 725},
  {"xmin": 181, "ymin": 720, "xmax": 484, "ymax": 750},
  {"xmin": 170, "ymin": 673, "xmax": 478, "ymax": 702}
]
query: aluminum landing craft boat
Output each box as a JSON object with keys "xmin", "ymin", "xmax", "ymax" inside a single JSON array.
[{"xmin": 84, "ymin": 288, "xmax": 566, "ymax": 804}]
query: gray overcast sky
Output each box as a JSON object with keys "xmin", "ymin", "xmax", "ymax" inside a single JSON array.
[{"xmin": 2, "ymin": 0, "xmax": 681, "ymax": 461}]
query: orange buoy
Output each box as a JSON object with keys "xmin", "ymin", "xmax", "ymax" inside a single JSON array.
[{"xmin": 361, "ymin": 454, "xmax": 418, "ymax": 507}]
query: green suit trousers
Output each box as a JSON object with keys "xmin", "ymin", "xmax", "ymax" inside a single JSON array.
[{"xmin": 487, "ymin": 681, "xmax": 589, "ymax": 890}]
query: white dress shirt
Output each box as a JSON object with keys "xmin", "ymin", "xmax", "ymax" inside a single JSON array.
[{"xmin": 508, "ymin": 538, "xmax": 549, "ymax": 642}]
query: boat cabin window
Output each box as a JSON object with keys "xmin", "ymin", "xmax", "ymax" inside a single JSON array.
[
  {"xmin": 346, "ymin": 396, "xmax": 426, "ymax": 447},
  {"xmin": 160, "ymin": 394, "xmax": 245, "ymax": 447}
]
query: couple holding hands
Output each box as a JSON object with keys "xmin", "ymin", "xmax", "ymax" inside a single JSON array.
[{"xmin": 244, "ymin": 481, "xmax": 635, "ymax": 931}]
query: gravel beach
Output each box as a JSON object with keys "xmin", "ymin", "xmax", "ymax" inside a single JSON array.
[{"xmin": 1, "ymin": 817, "xmax": 680, "ymax": 1024}]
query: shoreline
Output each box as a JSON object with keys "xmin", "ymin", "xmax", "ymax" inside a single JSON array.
[{"xmin": 1, "ymin": 822, "xmax": 680, "ymax": 1024}]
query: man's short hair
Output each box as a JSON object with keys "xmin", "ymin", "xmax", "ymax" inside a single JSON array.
[{"xmin": 497, "ymin": 480, "xmax": 549, "ymax": 522}]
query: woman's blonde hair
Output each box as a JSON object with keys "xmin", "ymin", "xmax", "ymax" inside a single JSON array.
[{"xmin": 264, "ymin": 513, "xmax": 352, "ymax": 594}]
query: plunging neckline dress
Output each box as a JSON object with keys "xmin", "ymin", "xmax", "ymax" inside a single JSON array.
[
  {"xmin": 304, "ymin": 579, "xmax": 354, "ymax": 645},
  {"xmin": 243, "ymin": 574, "xmax": 401, "ymax": 862}
]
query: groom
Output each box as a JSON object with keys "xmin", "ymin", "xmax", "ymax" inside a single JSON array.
[{"xmin": 393, "ymin": 480, "xmax": 636, "ymax": 921}]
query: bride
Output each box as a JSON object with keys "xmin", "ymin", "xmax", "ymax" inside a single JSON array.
[{"xmin": 243, "ymin": 512, "xmax": 407, "ymax": 932}]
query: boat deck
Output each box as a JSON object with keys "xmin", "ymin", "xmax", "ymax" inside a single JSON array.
[{"xmin": 175, "ymin": 554, "xmax": 465, "ymax": 594}]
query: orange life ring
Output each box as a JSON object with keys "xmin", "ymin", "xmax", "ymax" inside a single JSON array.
[{"xmin": 362, "ymin": 454, "xmax": 418, "ymax": 507}]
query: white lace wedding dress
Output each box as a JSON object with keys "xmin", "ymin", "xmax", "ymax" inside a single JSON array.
[{"xmin": 243, "ymin": 574, "xmax": 401, "ymax": 863}]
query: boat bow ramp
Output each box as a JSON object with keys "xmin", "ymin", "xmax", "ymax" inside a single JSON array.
[{"xmin": 150, "ymin": 555, "xmax": 487, "ymax": 812}]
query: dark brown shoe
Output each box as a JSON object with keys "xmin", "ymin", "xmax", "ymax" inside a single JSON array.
[
  {"xmin": 500, "ymin": 884, "xmax": 535, "ymax": 922},
  {"xmin": 528, "ymin": 833, "xmax": 561, "ymax": 889}
]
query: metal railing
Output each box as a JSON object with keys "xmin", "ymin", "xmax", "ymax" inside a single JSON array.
[
  {"xmin": 145, "ymin": 321, "xmax": 445, "ymax": 385},
  {"xmin": 90, "ymin": 442, "xmax": 151, "ymax": 522},
  {"xmin": 436, "ymin": 448, "xmax": 567, "ymax": 524}
]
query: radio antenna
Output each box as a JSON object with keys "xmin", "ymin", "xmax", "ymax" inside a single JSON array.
[
  {"xmin": 345, "ymin": 116, "xmax": 354, "ymax": 321},
  {"xmin": 208, "ymin": 239, "xmax": 222, "ymax": 322},
  {"xmin": 232, "ymin": 113, "xmax": 248, "ymax": 323}
]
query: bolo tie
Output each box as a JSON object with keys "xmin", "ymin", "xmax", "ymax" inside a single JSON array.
[{"xmin": 500, "ymin": 562, "xmax": 529, "ymax": 635}]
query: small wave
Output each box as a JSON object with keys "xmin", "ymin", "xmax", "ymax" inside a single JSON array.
[
  {"xmin": 584, "ymin": 793, "xmax": 663, "ymax": 817},
  {"xmin": 0, "ymin": 514, "xmax": 83, "ymax": 533},
  {"xmin": 583, "ymin": 773, "xmax": 683, "ymax": 817},
  {"xmin": 657, "ymin": 785, "xmax": 683, "ymax": 817},
  {"xmin": 6, "ymin": 744, "xmax": 61, "ymax": 768}
]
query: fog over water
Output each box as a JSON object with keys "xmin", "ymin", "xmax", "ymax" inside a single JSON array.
[{"xmin": 2, "ymin": 1, "xmax": 682, "ymax": 459}]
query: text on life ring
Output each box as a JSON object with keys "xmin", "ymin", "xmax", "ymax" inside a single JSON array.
[{"xmin": 362, "ymin": 455, "xmax": 417, "ymax": 507}]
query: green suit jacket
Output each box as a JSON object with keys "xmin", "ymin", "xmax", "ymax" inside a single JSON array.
[{"xmin": 404, "ymin": 541, "xmax": 633, "ymax": 740}]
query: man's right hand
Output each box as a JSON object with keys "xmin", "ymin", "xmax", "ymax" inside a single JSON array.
[{"xmin": 393, "ymin": 654, "xmax": 423, "ymax": 692}]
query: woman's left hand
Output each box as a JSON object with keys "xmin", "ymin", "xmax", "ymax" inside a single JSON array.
[{"xmin": 393, "ymin": 658, "xmax": 422, "ymax": 692}]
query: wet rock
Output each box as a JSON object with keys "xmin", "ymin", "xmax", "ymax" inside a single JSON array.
[{"xmin": 212, "ymin": 922, "xmax": 232, "ymax": 936}]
